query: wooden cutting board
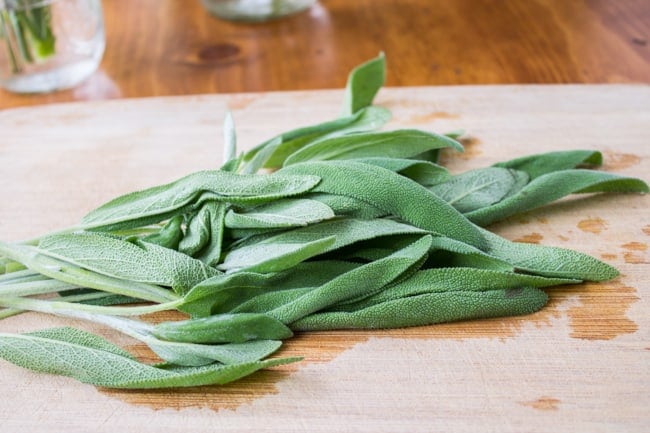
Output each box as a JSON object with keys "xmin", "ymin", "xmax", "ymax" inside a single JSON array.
[{"xmin": 0, "ymin": 85, "xmax": 648, "ymax": 433}]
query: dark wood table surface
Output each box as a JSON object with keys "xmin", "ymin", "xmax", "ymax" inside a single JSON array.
[{"xmin": 1, "ymin": 0, "xmax": 649, "ymax": 109}]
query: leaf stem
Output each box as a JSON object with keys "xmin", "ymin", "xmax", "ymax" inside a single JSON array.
[{"xmin": 0, "ymin": 295, "xmax": 184, "ymax": 317}]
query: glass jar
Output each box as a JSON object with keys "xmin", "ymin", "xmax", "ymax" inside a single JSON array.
[
  {"xmin": 200, "ymin": 0, "xmax": 317, "ymax": 22},
  {"xmin": 0, "ymin": 0, "xmax": 105, "ymax": 93}
]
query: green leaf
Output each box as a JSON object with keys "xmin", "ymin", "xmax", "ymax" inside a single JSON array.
[
  {"xmin": 262, "ymin": 106, "xmax": 392, "ymax": 169},
  {"xmin": 180, "ymin": 261, "xmax": 362, "ymax": 317},
  {"xmin": 0, "ymin": 241, "xmax": 177, "ymax": 303},
  {"xmin": 0, "ymin": 328, "xmax": 298, "ymax": 389},
  {"xmin": 332, "ymin": 267, "xmax": 579, "ymax": 311},
  {"xmin": 220, "ymin": 218, "xmax": 427, "ymax": 273},
  {"xmin": 494, "ymin": 150, "xmax": 603, "ymax": 179},
  {"xmin": 179, "ymin": 201, "xmax": 228, "ymax": 266},
  {"xmin": 80, "ymin": 170, "xmax": 321, "ymax": 231},
  {"xmin": 353, "ymin": 158, "xmax": 449, "ymax": 186},
  {"xmin": 466, "ymin": 169, "xmax": 649, "ymax": 226},
  {"xmin": 480, "ymin": 228, "xmax": 619, "ymax": 281},
  {"xmin": 430, "ymin": 167, "xmax": 529, "ymax": 213},
  {"xmin": 153, "ymin": 313, "xmax": 293, "ymax": 344},
  {"xmin": 219, "ymin": 236, "xmax": 336, "ymax": 273},
  {"xmin": 225, "ymin": 199, "xmax": 335, "ymax": 229},
  {"xmin": 306, "ymin": 193, "xmax": 386, "ymax": 219},
  {"xmin": 283, "ymin": 129, "xmax": 463, "ymax": 166},
  {"xmin": 292, "ymin": 287, "xmax": 549, "ymax": 331},
  {"xmin": 269, "ymin": 235, "xmax": 433, "ymax": 324},
  {"xmin": 38, "ymin": 233, "xmax": 220, "ymax": 295},
  {"xmin": 241, "ymin": 105, "xmax": 391, "ymax": 171},
  {"xmin": 342, "ymin": 53, "xmax": 386, "ymax": 116},
  {"xmin": 278, "ymin": 161, "xmax": 486, "ymax": 248},
  {"xmin": 141, "ymin": 215, "xmax": 184, "ymax": 249}
]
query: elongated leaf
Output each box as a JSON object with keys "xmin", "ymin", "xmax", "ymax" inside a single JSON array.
[
  {"xmin": 0, "ymin": 241, "xmax": 176, "ymax": 303},
  {"xmin": 494, "ymin": 150, "xmax": 603, "ymax": 179},
  {"xmin": 480, "ymin": 228, "xmax": 619, "ymax": 281},
  {"xmin": 291, "ymin": 287, "xmax": 548, "ymax": 330},
  {"xmin": 354, "ymin": 158, "xmax": 449, "ymax": 186},
  {"xmin": 225, "ymin": 199, "xmax": 335, "ymax": 229},
  {"xmin": 220, "ymin": 236, "xmax": 336, "ymax": 274},
  {"xmin": 467, "ymin": 169, "xmax": 649, "ymax": 226},
  {"xmin": 0, "ymin": 328, "xmax": 298, "ymax": 389},
  {"xmin": 38, "ymin": 233, "xmax": 219, "ymax": 295},
  {"xmin": 154, "ymin": 313, "xmax": 293, "ymax": 344},
  {"xmin": 306, "ymin": 193, "xmax": 386, "ymax": 219},
  {"xmin": 283, "ymin": 129, "xmax": 463, "ymax": 166},
  {"xmin": 242, "ymin": 105, "xmax": 391, "ymax": 171},
  {"xmin": 263, "ymin": 106, "xmax": 392, "ymax": 169},
  {"xmin": 278, "ymin": 161, "xmax": 486, "ymax": 248},
  {"xmin": 220, "ymin": 218, "xmax": 427, "ymax": 273},
  {"xmin": 342, "ymin": 52, "xmax": 386, "ymax": 116},
  {"xmin": 268, "ymin": 235, "xmax": 433, "ymax": 324},
  {"xmin": 430, "ymin": 167, "xmax": 529, "ymax": 213},
  {"xmin": 84, "ymin": 314, "xmax": 283, "ymax": 366},
  {"xmin": 179, "ymin": 201, "xmax": 227, "ymax": 266},
  {"xmin": 141, "ymin": 215, "xmax": 183, "ymax": 250},
  {"xmin": 80, "ymin": 171, "xmax": 320, "ymax": 231},
  {"xmin": 333, "ymin": 267, "xmax": 579, "ymax": 311},
  {"xmin": 180, "ymin": 261, "xmax": 362, "ymax": 317}
]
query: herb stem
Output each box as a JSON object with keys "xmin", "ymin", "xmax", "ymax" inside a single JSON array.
[{"xmin": 0, "ymin": 295, "xmax": 184, "ymax": 317}]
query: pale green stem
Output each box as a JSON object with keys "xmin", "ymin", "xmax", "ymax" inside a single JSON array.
[
  {"xmin": 0, "ymin": 278, "xmax": 77, "ymax": 297},
  {"xmin": 0, "ymin": 295, "xmax": 184, "ymax": 316},
  {"xmin": 0, "ymin": 290, "xmax": 138, "ymax": 320}
]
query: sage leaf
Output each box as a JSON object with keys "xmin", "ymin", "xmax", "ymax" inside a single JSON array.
[
  {"xmin": 242, "ymin": 105, "xmax": 391, "ymax": 171},
  {"xmin": 466, "ymin": 169, "xmax": 650, "ymax": 226},
  {"xmin": 494, "ymin": 150, "xmax": 603, "ymax": 179},
  {"xmin": 291, "ymin": 287, "xmax": 549, "ymax": 331},
  {"xmin": 430, "ymin": 167, "xmax": 529, "ymax": 213},
  {"xmin": 342, "ymin": 52, "xmax": 386, "ymax": 116},
  {"xmin": 0, "ymin": 241, "xmax": 177, "ymax": 303},
  {"xmin": 141, "ymin": 215, "xmax": 183, "ymax": 250},
  {"xmin": 180, "ymin": 261, "xmax": 362, "ymax": 317},
  {"xmin": 80, "ymin": 171, "xmax": 321, "ymax": 231},
  {"xmin": 0, "ymin": 328, "xmax": 298, "ymax": 389},
  {"xmin": 332, "ymin": 268, "xmax": 579, "ymax": 312},
  {"xmin": 154, "ymin": 313, "xmax": 293, "ymax": 344},
  {"xmin": 283, "ymin": 129, "xmax": 463, "ymax": 166},
  {"xmin": 278, "ymin": 161, "xmax": 486, "ymax": 248},
  {"xmin": 225, "ymin": 199, "xmax": 335, "ymax": 229},
  {"xmin": 38, "ymin": 233, "xmax": 219, "ymax": 295},
  {"xmin": 221, "ymin": 235, "xmax": 335, "ymax": 274},
  {"xmin": 268, "ymin": 235, "xmax": 432, "ymax": 324},
  {"xmin": 480, "ymin": 228, "xmax": 619, "ymax": 281},
  {"xmin": 220, "ymin": 218, "xmax": 427, "ymax": 273},
  {"xmin": 179, "ymin": 201, "xmax": 227, "ymax": 266}
]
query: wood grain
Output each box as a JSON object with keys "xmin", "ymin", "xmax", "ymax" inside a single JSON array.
[
  {"xmin": 0, "ymin": 85, "xmax": 648, "ymax": 432},
  {"xmin": 1, "ymin": 0, "xmax": 649, "ymax": 108}
]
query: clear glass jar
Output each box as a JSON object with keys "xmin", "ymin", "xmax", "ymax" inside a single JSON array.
[
  {"xmin": 200, "ymin": 0, "xmax": 316, "ymax": 22},
  {"xmin": 0, "ymin": 0, "xmax": 105, "ymax": 93}
]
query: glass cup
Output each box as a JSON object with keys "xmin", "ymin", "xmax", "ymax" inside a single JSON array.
[
  {"xmin": 0, "ymin": 0, "xmax": 105, "ymax": 93},
  {"xmin": 200, "ymin": 0, "xmax": 317, "ymax": 22}
]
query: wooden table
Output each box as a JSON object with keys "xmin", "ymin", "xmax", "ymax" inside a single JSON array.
[{"xmin": 1, "ymin": 0, "xmax": 649, "ymax": 109}]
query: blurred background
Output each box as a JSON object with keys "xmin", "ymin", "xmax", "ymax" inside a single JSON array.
[{"xmin": 1, "ymin": 0, "xmax": 648, "ymax": 109}]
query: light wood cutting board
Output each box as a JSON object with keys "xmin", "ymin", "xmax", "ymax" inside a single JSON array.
[{"xmin": 0, "ymin": 85, "xmax": 648, "ymax": 433}]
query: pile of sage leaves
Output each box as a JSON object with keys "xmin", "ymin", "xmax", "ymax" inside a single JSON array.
[{"xmin": 0, "ymin": 54, "xmax": 647, "ymax": 389}]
